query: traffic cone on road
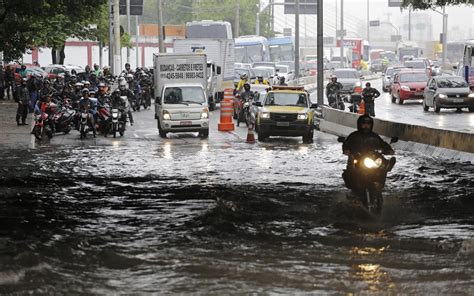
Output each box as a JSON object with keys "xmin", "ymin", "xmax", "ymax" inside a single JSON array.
[
  {"xmin": 246, "ymin": 124, "xmax": 255, "ymax": 143},
  {"xmin": 218, "ymin": 88, "xmax": 235, "ymax": 132},
  {"xmin": 358, "ymin": 99, "xmax": 366, "ymax": 115}
]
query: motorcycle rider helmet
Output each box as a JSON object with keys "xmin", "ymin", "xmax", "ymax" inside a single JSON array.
[
  {"xmin": 240, "ymin": 73, "xmax": 248, "ymax": 80},
  {"xmin": 126, "ymin": 73, "xmax": 134, "ymax": 80},
  {"xmin": 75, "ymin": 82, "xmax": 83, "ymax": 89},
  {"xmin": 82, "ymin": 88, "xmax": 90, "ymax": 96},
  {"xmin": 21, "ymin": 78, "xmax": 28, "ymax": 85},
  {"xmin": 365, "ymin": 82, "xmax": 371, "ymax": 88},
  {"xmin": 331, "ymin": 75, "xmax": 338, "ymax": 82},
  {"xmin": 357, "ymin": 114, "xmax": 374, "ymax": 133},
  {"xmin": 243, "ymin": 83, "xmax": 251, "ymax": 91},
  {"xmin": 113, "ymin": 89, "xmax": 121, "ymax": 97},
  {"xmin": 257, "ymin": 75, "xmax": 263, "ymax": 81},
  {"xmin": 89, "ymin": 89, "xmax": 96, "ymax": 97},
  {"xmin": 119, "ymin": 81, "xmax": 127, "ymax": 90}
]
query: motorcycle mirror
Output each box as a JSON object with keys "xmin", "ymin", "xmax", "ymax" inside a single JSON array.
[
  {"xmin": 390, "ymin": 136, "xmax": 399, "ymax": 144},
  {"xmin": 337, "ymin": 136, "xmax": 345, "ymax": 143}
]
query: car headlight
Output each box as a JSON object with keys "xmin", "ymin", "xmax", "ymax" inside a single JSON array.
[
  {"xmin": 163, "ymin": 110, "xmax": 171, "ymax": 120},
  {"xmin": 297, "ymin": 113, "xmax": 308, "ymax": 120},
  {"xmin": 261, "ymin": 112, "xmax": 270, "ymax": 119},
  {"xmin": 363, "ymin": 157, "xmax": 383, "ymax": 169},
  {"xmin": 468, "ymin": 93, "xmax": 474, "ymax": 98},
  {"xmin": 401, "ymin": 85, "xmax": 410, "ymax": 91},
  {"xmin": 201, "ymin": 109, "xmax": 209, "ymax": 119},
  {"xmin": 438, "ymin": 94, "xmax": 447, "ymax": 99}
]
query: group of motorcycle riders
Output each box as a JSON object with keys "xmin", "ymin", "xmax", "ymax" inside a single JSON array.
[{"xmin": 12, "ymin": 63, "xmax": 153, "ymax": 139}]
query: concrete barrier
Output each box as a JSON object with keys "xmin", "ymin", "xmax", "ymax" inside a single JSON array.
[{"xmin": 318, "ymin": 106, "xmax": 474, "ymax": 160}]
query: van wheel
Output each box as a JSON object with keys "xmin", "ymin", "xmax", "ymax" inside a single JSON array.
[
  {"xmin": 258, "ymin": 132, "xmax": 268, "ymax": 142},
  {"xmin": 158, "ymin": 120, "xmax": 167, "ymax": 138},
  {"xmin": 199, "ymin": 129, "xmax": 209, "ymax": 139}
]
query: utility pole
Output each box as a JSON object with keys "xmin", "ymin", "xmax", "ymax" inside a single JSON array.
[
  {"xmin": 108, "ymin": 0, "xmax": 114, "ymax": 70},
  {"xmin": 408, "ymin": 9, "xmax": 412, "ymax": 41},
  {"xmin": 340, "ymin": 0, "xmax": 344, "ymax": 68},
  {"xmin": 235, "ymin": 0, "xmax": 240, "ymax": 38},
  {"xmin": 136, "ymin": 15, "xmax": 140, "ymax": 68},
  {"xmin": 157, "ymin": 0, "xmax": 164, "ymax": 53},
  {"xmin": 113, "ymin": 0, "xmax": 121, "ymax": 75},
  {"xmin": 317, "ymin": 0, "xmax": 324, "ymax": 106},
  {"xmin": 256, "ymin": 2, "xmax": 260, "ymax": 36},
  {"xmin": 295, "ymin": 0, "xmax": 300, "ymax": 80},
  {"xmin": 367, "ymin": 0, "xmax": 370, "ymax": 43},
  {"xmin": 442, "ymin": 7, "xmax": 448, "ymax": 66},
  {"xmin": 126, "ymin": 0, "xmax": 131, "ymax": 64}
]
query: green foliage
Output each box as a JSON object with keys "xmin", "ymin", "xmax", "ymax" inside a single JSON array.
[
  {"xmin": 0, "ymin": 0, "xmax": 106, "ymax": 62},
  {"xmin": 401, "ymin": 0, "xmax": 473, "ymax": 9}
]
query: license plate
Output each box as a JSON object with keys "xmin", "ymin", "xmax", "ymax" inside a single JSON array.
[
  {"xmin": 180, "ymin": 121, "xmax": 192, "ymax": 125},
  {"xmin": 452, "ymin": 98, "xmax": 464, "ymax": 103},
  {"xmin": 276, "ymin": 122, "xmax": 290, "ymax": 127}
]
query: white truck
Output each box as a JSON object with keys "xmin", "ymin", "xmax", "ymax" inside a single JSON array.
[
  {"xmin": 173, "ymin": 39, "xmax": 235, "ymax": 110},
  {"xmin": 154, "ymin": 53, "xmax": 210, "ymax": 139}
]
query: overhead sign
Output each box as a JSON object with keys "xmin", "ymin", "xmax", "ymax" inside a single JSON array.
[
  {"xmin": 391, "ymin": 35, "xmax": 402, "ymax": 42},
  {"xmin": 388, "ymin": 0, "xmax": 403, "ymax": 7},
  {"xmin": 284, "ymin": 0, "xmax": 317, "ymax": 15},
  {"xmin": 119, "ymin": 0, "xmax": 143, "ymax": 15},
  {"xmin": 369, "ymin": 20, "xmax": 380, "ymax": 27}
]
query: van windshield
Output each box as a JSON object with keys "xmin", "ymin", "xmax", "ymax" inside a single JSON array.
[{"xmin": 164, "ymin": 87, "xmax": 205, "ymax": 104}]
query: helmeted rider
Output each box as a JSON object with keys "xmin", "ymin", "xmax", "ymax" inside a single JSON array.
[
  {"xmin": 110, "ymin": 89, "xmax": 128, "ymax": 124},
  {"xmin": 93, "ymin": 64, "xmax": 102, "ymax": 77},
  {"xmin": 361, "ymin": 82, "xmax": 380, "ymax": 117},
  {"xmin": 83, "ymin": 65, "xmax": 92, "ymax": 82},
  {"xmin": 240, "ymin": 83, "xmax": 253, "ymax": 102},
  {"xmin": 255, "ymin": 75, "xmax": 270, "ymax": 86},
  {"xmin": 278, "ymin": 76, "xmax": 288, "ymax": 86},
  {"xmin": 78, "ymin": 88, "xmax": 97, "ymax": 137},
  {"xmin": 326, "ymin": 75, "xmax": 343, "ymax": 105},
  {"xmin": 122, "ymin": 63, "xmax": 134, "ymax": 75},
  {"xmin": 236, "ymin": 73, "xmax": 249, "ymax": 93},
  {"xmin": 97, "ymin": 82, "xmax": 109, "ymax": 107},
  {"xmin": 341, "ymin": 115, "xmax": 395, "ymax": 189},
  {"xmin": 118, "ymin": 81, "xmax": 134, "ymax": 125}
]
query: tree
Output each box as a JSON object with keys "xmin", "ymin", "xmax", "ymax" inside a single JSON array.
[
  {"xmin": 0, "ymin": 0, "xmax": 107, "ymax": 63},
  {"xmin": 401, "ymin": 0, "xmax": 473, "ymax": 9}
]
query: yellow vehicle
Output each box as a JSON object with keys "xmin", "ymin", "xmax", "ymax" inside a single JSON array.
[{"xmin": 255, "ymin": 86, "xmax": 317, "ymax": 143}]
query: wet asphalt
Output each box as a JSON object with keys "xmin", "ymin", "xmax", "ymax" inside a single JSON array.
[{"xmin": 0, "ymin": 95, "xmax": 473, "ymax": 294}]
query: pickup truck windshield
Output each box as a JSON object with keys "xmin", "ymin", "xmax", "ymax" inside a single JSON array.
[
  {"xmin": 265, "ymin": 92, "xmax": 307, "ymax": 106},
  {"xmin": 164, "ymin": 87, "xmax": 205, "ymax": 104}
]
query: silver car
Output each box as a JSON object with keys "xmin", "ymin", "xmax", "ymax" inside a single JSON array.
[
  {"xmin": 423, "ymin": 76, "xmax": 474, "ymax": 113},
  {"xmin": 333, "ymin": 68, "xmax": 362, "ymax": 94}
]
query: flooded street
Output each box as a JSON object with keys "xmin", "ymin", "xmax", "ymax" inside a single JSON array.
[{"xmin": 0, "ymin": 109, "xmax": 473, "ymax": 294}]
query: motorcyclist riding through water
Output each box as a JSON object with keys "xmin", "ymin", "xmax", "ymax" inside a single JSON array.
[
  {"xmin": 326, "ymin": 75, "xmax": 343, "ymax": 106},
  {"xmin": 342, "ymin": 115, "xmax": 395, "ymax": 190}
]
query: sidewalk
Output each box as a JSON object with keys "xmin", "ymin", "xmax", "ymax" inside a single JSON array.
[{"xmin": 0, "ymin": 101, "xmax": 34, "ymax": 148}]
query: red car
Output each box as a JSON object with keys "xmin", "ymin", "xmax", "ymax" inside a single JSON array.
[{"xmin": 390, "ymin": 69, "xmax": 429, "ymax": 104}]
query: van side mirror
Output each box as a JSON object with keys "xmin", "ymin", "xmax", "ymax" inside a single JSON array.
[
  {"xmin": 216, "ymin": 66, "xmax": 222, "ymax": 75},
  {"xmin": 155, "ymin": 97, "xmax": 162, "ymax": 105}
]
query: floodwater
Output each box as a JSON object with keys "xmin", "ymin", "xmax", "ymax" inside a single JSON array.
[{"xmin": 0, "ymin": 128, "xmax": 473, "ymax": 294}]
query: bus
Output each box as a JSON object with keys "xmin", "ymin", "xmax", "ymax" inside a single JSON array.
[
  {"xmin": 460, "ymin": 40, "xmax": 474, "ymax": 89},
  {"xmin": 445, "ymin": 41, "xmax": 465, "ymax": 65},
  {"xmin": 396, "ymin": 41, "xmax": 423, "ymax": 61},
  {"xmin": 186, "ymin": 20, "xmax": 233, "ymax": 39},
  {"xmin": 268, "ymin": 36, "xmax": 294, "ymax": 62},
  {"xmin": 234, "ymin": 36, "xmax": 270, "ymax": 63}
]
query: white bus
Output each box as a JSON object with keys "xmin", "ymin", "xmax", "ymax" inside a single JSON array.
[
  {"xmin": 235, "ymin": 36, "xmax": 270, "ymax": 64},
  {"xmin": 186, "ymin": 20, "xmax": 233, "ymax": 40}
]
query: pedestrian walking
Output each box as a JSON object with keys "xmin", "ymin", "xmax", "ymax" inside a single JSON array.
[
  {"xmin": 361, "ymin": 82, "xmax": 380, "ymax": 117},
  {"xmin": 16, "ymin": 78, "xmax": 30, "ymax": 125},
  {"xmin": 4, "ymin": 64, "xmax": 14, "ymax": 100},
  {"xmin": 0, "ymin": 63, "xmax": 5, "ymax": 100}
]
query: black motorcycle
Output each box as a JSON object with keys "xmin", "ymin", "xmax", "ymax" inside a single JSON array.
[
  {"xmin": 109, "ymin": 108, "xmax": 126, "ymax": 138},
  {"xmin": 51, "ymin": 104, "xmax": 75, "ymax": 134},
  {"xmin": 328, "ymin": 91, "xmax": 345, "ymax": 111},
  {"xmin": 338, "ymin": 137, "xmax": 398, "ymax": 215}
]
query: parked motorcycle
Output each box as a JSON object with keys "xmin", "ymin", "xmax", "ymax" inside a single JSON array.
[
  {"xmin": 338, "ymin": 136, "xmax": 398, "ymax": 215},
  {"xmin": 31, "ymin": 112, "xmax": 53, "ymax": 141}
]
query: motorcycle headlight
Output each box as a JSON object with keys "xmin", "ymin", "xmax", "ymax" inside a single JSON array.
[
  {"xmin": 297, "ymin": 113, "xmax": 308, "ymax": 120},
  {"xmin": 112, "ymin": 112, "xmax": 118, "ymax": 118},
  {"xmin": 363, "ymin": 157, "xmax": 383, "ymax": 169},
  {"xmin": 163, "ymin": 110, "xmax": 171, "ymax": 120},
  {"xmin": 201, "ymin": 109, "xmax": 209, "ymax": 119},
  {"xmin": 438, "ymin": 94, "xmax": 447, "ymax": 99},
  {"xmin": 261, "ymin": 112, "xmax": 270, "ymax": 119}
]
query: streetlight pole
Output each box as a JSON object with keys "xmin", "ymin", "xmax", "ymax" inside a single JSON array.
[
  {"xmin": 295, "ymin": 0, "xmax": 300, "ymax": 80},
  {"xmin": 113, "ymin": 0, "xmax": 121, "ymax": 75},
  {"xmin": 340, "ymin": 0, "xmax": 344, "ymax": 68},
  {"xmin": 126, "ymin": 0, "xmax": 131, "ymax": 64},
  {"xmin": 317, "ymin": 0, "xmax": 324, "ymax": 106}
]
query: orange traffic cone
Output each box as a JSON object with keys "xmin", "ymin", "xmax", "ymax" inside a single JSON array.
[
  {"xmin": 246, "ymin": 123, "xmax": 255, "ymax": 143},
  {"xmin": 218, "ymin": 88, "xmax": 235, "ymax": 132},
  {"xmin": 358, "ymin": 99, "xmax": 366, "ymax": 115}
]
